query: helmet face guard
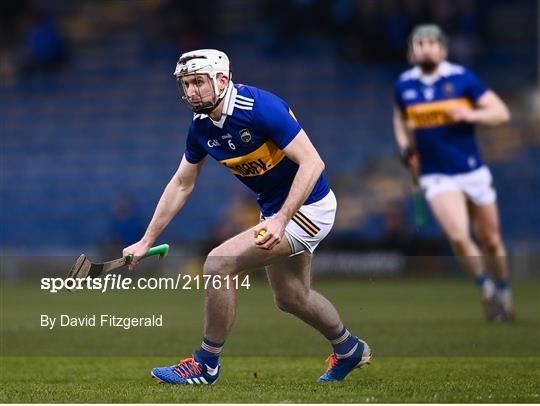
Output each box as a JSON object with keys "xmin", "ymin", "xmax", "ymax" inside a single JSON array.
[
  {"xmin": 176, "ymin": 71, "xmax": 220, "ymax": 115},
  {"xmin": 173, "ymin": 49, "xmax": 231, "ymax": 114}
]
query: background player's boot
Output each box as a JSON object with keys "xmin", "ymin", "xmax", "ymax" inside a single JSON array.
[
  {"xmin": 151, "ymin": 352, "xmax": 220, "ymax": 385},
  {"xmin": 496, "ymin": 288, "xmax": 516, "ymax": 322},
  {"xmin": 481, "ymin": 279, "xmax": 502, "ymax": 322},
  {"xmin": 318, "ymin": 338, "xmax": 372, "ymax": 382}
]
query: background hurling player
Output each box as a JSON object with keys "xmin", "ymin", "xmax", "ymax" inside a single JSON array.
[{"xmin": 393, "ymin": 24, "xmax": 515, "ymax": 323}]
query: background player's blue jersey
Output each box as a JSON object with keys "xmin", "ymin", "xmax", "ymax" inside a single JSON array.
[
  {"xmin": 184, "ymin": 82, "xmax": 330, "ymax": 217},
  {"xmin": 394, "ymin": 61, "xmax": 489, "ymax": 175}
]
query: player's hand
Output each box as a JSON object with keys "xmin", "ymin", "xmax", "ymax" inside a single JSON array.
[
  {"xmin": 400, "ymin": 146, "xmax": 420, "ymax": 172},
  {"xmin": 122, "ymin": 240, "xmax": 152, "ymax": 270},
  {"xmin": 448, "ymin": 107, "xmax": 476, "ymax": 123},
  {"xmin": 254, "ymin": 214, "xmax": 287, "ymax": 250}
]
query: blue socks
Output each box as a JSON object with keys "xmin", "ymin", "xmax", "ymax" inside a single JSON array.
[
  {"xmin": 495, "ymin": 278, "xmax": 509, "ymax": 291},
  {"xmin": 195, "ymin": 337, "xmax": 223, "ymax": 370},
  {"xmin": 474, "ymin": 272, "xmax": 489, "ymax": 287},
  {"xmin": 328, "ymin": 327, "xmax": 358, "ymax": 359},
  {"xmin": 475, "ymin": 272, "xmax": 510, "ymax": 292}
]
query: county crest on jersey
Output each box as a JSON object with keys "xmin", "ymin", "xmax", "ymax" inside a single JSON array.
[
  {"xmin": 184, "ymin": 82, "xmax": 330, "ymax": 216},
  {"xmin": 394, "ymin": 61, "xmax": 489, "ymax": 175}
]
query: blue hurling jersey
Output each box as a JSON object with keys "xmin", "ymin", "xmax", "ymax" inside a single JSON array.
[
  {"xmin": 184, "ymin": 82, "xmax": 330, "ymax": 217},
  {"xmin": 394, "ymin": 61, "xmax": 489, "ymax": 175}
]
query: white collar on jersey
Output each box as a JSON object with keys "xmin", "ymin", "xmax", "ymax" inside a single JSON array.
[
  {"xmin": 206, "ymin": 80, "xmax": 237, "ymax": 128},
  {"xmin": 405, "ymin": 61, "xmax": 465, "ymax": 86}
]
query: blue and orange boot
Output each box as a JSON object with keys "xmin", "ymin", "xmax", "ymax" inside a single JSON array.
[
  {"xmin": 151, "ymin": 352, "xmax": 220, "ymax": 385},
  {"xmin": 318, "ymin": 338, "xmax": 372, "ymax": 382}
]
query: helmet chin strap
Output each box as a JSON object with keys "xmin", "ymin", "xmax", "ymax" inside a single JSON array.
[
  {"xmin": 192, "ymin": 100, "xmax": 220, "ymax": 115},
  {"xmin": 191, "ymin": 79, "xmax": 229, "ymax": 115}
]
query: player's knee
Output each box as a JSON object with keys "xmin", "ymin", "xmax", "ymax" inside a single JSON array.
[
  {"xmin": 448, "ymin": 235, "xmax": 473, "ymax": 251},
  {"xmin": 479, "ymin": 233, "xmax": 504, "ymax": 254},
  {"xmin": 274, "ymin": 291, "xmax": 308, "ymax": 314},
  {"xmin": 203, "ymin": 251, "xmax": 235, "ymax": 277}
]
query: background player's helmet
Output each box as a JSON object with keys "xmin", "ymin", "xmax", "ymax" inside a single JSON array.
[
  {"xmin": 408, "ymin": 24, "xmax": 447, "ymax": 70},
  {"xmin": 409, "ymin": 24, "xmax": 447, "ymax": 47},
  {"xmin": 174, "ymin": 49, "xmax": 231, "ymax": 114}
]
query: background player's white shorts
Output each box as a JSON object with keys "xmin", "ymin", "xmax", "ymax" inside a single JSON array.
[
  {"xmin": 262, "ymin": 190, "xmax": 336, "ymax": 255},
  {"xmin": 420, "ymin": 166, "xmax": 497, "ymax": 206}
]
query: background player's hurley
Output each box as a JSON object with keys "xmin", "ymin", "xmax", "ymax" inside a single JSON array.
[
  {"xmin": 411, "ymin": 168, "xmax": 426, "ymax": 229},
  {"xmin": 67, "ymin": 243, "xmax": 169, "ymax": 280},
  {"xmin": 401, "ymin": 146, "xmax": 426, "ymax": 229}
]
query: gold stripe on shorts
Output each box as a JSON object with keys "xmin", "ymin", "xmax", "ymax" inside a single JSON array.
[
  {"xmin": 296, "ymin": 211, "xmax": 321, "ymax": 232},
  {"xmin": 292, "ymin": 211, "xmax": 320, "ymax": 237}
]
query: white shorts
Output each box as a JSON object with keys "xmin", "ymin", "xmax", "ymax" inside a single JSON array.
[
  {"xmin": 262, "ymin": 190, "xmax": 336, "ymax": 254},
  {"xmin": 420, "ymin": 166, "xmax": 497, "ymax": 206}
]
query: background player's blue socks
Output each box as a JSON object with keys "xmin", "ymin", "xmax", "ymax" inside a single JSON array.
[
  {"xmin": 475, "ymin": 272, "xmax": 496, "ymax": 300},
  {"xmin": 493, "ymin": 277, "xmax": 514, "ymax": 317},
  {"xmin": 494, "ymin": 277, "xmax": 512, "ymax": 306},
  {"xmin": 474, "ymin": 272, "xmax": 489, "ymax": 287},
  {"xmin": 495, "ymin": 278, "xmax": 509, "ymax": 291},
  {"xmin": 195, "ymin": 337, "xmax": 223, "ymax": 370},
  {"xmin": 327, "ymin": 327, "xmax": 358, "ymax": 359}
]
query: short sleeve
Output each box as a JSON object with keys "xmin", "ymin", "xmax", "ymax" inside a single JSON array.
[
  {"xmin": 184, "ymin": 122, "xmax": 207, "ymax": 164},
  {"xmin": 253, "ymin": 89, "xmax": 302, "ymax": 149},
  {"xmin": 394, "ymin": 79, "xmax": 405, "ymax": 112},
  {"xmin": 464, "ymin": 69, "xmax": 488, "ymax": 102}
]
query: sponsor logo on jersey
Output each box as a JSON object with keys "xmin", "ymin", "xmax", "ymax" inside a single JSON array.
[
  {"xmin": 403, "ymin": 89, "xmax": 418, "ymax": 100},
  {"xmin": 221, "ymin": 134, "xmax": 233, "ymax": 139},
  {"xmin": 219, "ymin": 141, "xmax": 285, "ymax": 177},
  {"xmin": 406, "ymin": 98, "xmax": 473, "ymax": 129},
  {"xmin": 240, "ymin": 129, "xmax": 252, "ymax": 143},
  {"xmin": 423, "ymin": 87, "xmax": 435, "ymax": 101}
]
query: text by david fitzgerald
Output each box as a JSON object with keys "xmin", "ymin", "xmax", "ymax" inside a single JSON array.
[{"xmin": 40, "ymin": 314, "xmax": 163, "ymax": 330}]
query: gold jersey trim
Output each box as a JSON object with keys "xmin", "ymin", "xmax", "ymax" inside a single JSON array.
[
  {"xmin": 406, "ymin": 98, "xmax": 473, "ymax": 129},
  {"xmin": 289, "ymin": 108, "xmax": 297, "ymax": 120}
]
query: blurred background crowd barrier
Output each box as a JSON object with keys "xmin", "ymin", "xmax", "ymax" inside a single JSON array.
[{"xmin": 1, "ymin": 0, "xmax": 538, "ymax": 277}]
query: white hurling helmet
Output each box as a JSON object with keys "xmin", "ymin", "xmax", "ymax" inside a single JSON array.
[{"xmin": 174, "ymin": 49, "xmax": 231, "ymax": 114}]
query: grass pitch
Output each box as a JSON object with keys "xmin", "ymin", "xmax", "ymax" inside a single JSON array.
[
  {"xmin": 1, "ymin": 278, "xmax": 539, "ymax": 402},
  {"xmin": 1, "ymin": 356, "xmax": 538, "ymax": 403}
]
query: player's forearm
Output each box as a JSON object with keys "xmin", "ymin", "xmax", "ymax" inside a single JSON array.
[
  {"xmin": 278, "ymin": 159, "xmax": 325, "ymax": 221},
  {"xmin": 142, "ymin": 180, "xmax": 193, "ymax": 245},
  {"xmin": 470, "ymin": 106, "xmax": 511, "ymax": 126},
  {"xmin": 393, "ymin": 108, "xmax": 412, "ymax": 151},
  {"xmin": 394, "ymin": 126, "xmax": 411, "ymax": 152}
]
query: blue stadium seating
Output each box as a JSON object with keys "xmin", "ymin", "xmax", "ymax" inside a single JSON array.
[{"xmin": 1, "ymin": 32, "xmax": 538, "ymax": 252}]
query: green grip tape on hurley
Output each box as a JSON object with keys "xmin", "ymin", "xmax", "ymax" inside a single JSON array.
[
  {"xmin": 126, "ymin": 244, "xmax": 170, "ymax": 262},
  {"xmin": 145, "ymin": 244, "xmax": 170, "ymax": 258},
  {"xmin": 413, "ymin": 190, "xmax": 426, "ymax": 229}
]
